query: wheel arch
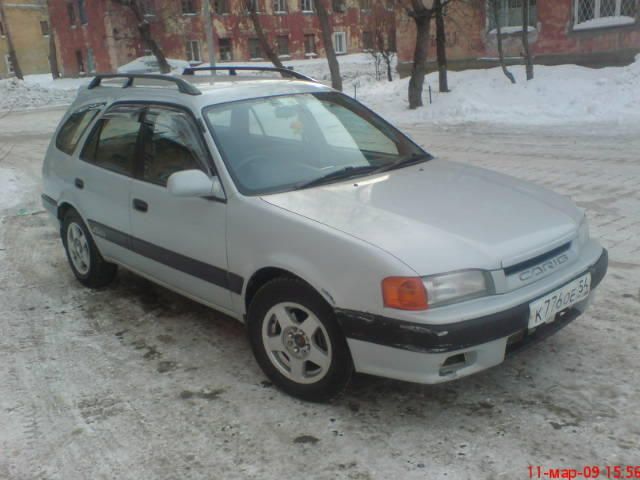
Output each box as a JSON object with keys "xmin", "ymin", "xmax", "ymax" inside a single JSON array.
[{"xmin": 244, "ymin": 266, "xmax": 334, "ymax": 313}]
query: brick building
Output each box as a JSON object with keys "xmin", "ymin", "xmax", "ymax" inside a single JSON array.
[
  {"xmin": 0, "ymin": 0, "xmax": 52, "ymax": 78},
  {"xmin": 48, "ymin": 0, "xmax": 395, "ymax": 76},
  {"xmin": 396, "ymin": 0, "xmax": 640, "ymax": 74}
]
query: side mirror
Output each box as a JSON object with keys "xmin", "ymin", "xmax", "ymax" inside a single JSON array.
[{"xmin": 167, "ymin": 170, "xmax": 225, "ymax": 200}]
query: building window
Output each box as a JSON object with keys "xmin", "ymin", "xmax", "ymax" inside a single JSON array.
[
  {"xmin": 332, "ymin": 0, "xmax": 346, "ymax": 12},
  {"xmin": 215, "ymin": 0, "xmax": 229, "ymax": 14},
  {"xmin": 40, "ymin": 20, "xmax": 50, "ymax": 36},
  {"xmin": 488, "ymin": 0, "xmax": 538, "ymax": 30},
  {"xmin": 218, "ymin": 38, "xmax": 232, "ymax": 60},
  {"xmin": 276, "ymin": 35, "xmax": 289, "ymax": 55},
  {"xmin": 77, "ymin": 0, "xmax": 88, "ymax": 25},
  {"xmin": 5, "ymin": 54, "xmax": 15, "ymax": 75},
  {"xmin": 67, "ymin": 3, "xmax": 76, "ymax": 25},
  {"xmin": 362, "ymin": 31, "xmax": 373, "ymax": 51},
  {"xmin": 574, "ymin": 0, "xmax": 637, "ymax": 29},
  {"xmin": 249, "ymin": 38, "xmax": 263, "ymax": 59},
  {"xmin": 359, "ymin": 0, "xmax": 371, "ymax": 10},
  {"xmin": 87, "ymin": 48, "xmax": 96, "ymax": 73},
  {"xmin": 332, "ymin": 31, "xmax": 347, "ymax": 54},
  {"xmin": 301, "ymin": 0, "xmax": 314, "ymax": 12},
  {"xmin": 246, "ymin": 0, "xmax": 260, "ymax": 12},
  {"xmin": 76, "ymin": 50, "xmax": 85, "ymax": 74},
  {"xmin": 304, "ymin": 33, "xmax": 316, "ymax": 54},
  {"xmin": 274, "ymin": 0, "xmax": 287, "ymax": 13},
  {"xmin": 182, "ymin": 0, "xmax": 197, "ymax": 14},
  {"xmin": 185, "ymin": 40, "xmax": 201, "ymax": 61}
]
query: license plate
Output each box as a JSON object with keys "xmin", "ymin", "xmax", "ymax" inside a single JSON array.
[{"xmin": 528, "ymin": 273, "xmax": 591, "ymax": 329}]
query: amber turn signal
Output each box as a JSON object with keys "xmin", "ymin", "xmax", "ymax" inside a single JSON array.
[{"xmin": 382, "ymin": 277, "xmax": 429, "ymax": 311}]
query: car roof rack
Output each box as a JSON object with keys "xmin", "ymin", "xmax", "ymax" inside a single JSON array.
[
  {"xmin": 182, "ymin": 66, "xmax": 316, "ymax": 82},
  {"xmin": 87, "ymin": 74, "xmax": 202, "ymax": 96}
]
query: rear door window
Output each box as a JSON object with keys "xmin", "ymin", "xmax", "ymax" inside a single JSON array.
[
  {"xmin": 55, "ymin": 104, "xmax": 103, "ymax": 155},
  {"xmin": 81, "ymin": 104, "xmax": 143, "ymax": 177}
]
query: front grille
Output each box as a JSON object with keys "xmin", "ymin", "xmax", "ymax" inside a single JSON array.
[{"xmin": 504, "ymin": 242, "xmax": 572, "ymax": 277}]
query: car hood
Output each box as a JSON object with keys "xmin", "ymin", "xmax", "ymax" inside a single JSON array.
[{"xmin": 262, "ymin": 160, "xmax": 583, "ymax": 275}]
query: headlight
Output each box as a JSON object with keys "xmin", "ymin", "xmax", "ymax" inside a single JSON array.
[
  {"xmin": 577, "ymin": 215, "xmax": 590, "ymax": 247},
  {"xmin": 422, "ymin": 270, "xmax": 493, "ymax": 307}
]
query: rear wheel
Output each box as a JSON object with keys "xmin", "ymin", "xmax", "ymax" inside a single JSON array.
[
  {"xmin": 248, "ymin": 278, "xmax": 353, "ymax": 402},
  {"xmin": 62, "ymin": 210, "xmax": 117, "ymax": 288}
]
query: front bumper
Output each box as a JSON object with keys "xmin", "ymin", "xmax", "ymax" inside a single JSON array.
[{"xmin": 336, "ymin": 248, "xmax": 608, "ymax": 384}]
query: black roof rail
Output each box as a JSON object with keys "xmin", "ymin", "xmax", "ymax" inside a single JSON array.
[
  {"xmin": 182, "ymin": 66, "xmax": 316, "ymax": 82},
  {"xmin": 87, "ymin": 74, "xmax": 202, "ymax": 96}
]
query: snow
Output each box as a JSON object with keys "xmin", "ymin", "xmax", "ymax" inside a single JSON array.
[
  {"xmin": 0, "ymin": 76, "xmax": 84, "ymax": 112},
  {"xmin": 2, "ymin": 53, "xmax": 640, "ymax": 126},
  {"xmin": 354, "ymin": 53, "xmax": 640, "ymax": 126},
  {"xmin": 573, "ymin": 15, "xmax": 636, "ymax": 31},
  {"xmin": 0, "ymin": 167, "xmax": 21, "ymax": 209}
]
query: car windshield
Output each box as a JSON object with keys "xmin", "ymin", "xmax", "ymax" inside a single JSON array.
[{"xmin": 203, "ymin": 92, "xmax": 430, "ymax": 195}]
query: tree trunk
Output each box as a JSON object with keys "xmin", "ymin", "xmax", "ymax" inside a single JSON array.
[
  {"xmin": 521, "ymin": 0, "xmax": 534, "ymax": 80},
  {"xmin": 385, "ymin": 55, "xmax": 392, "ymax": 82},
  {"xmin": 434, "ymin": 0, "xmax": 448, "ymax": 93},
  {"xmin": 248, "ymin": 2, "xmax": 284, "ymax": 69},
  {"xmin": 492, "ymin": 0, "xmax": 515, "ymax": 84},
  {"xmin": 0, "ymin": 0, "xmax": 24, "ymax": 79},
  {"xmin": 46, "ymin": 1, "xmax": 60, "ymax": 78},
  {"xmin": 408, "ymin": 4, "xmax": 432, "ymax": 109},
  {"xmin": 128, "ymin": 0, "xmax": 171, "ymax": 73},
  {"xmin": 48, "ymin": 28, "xmax": 60, "ymax": 79},
  {"xmin": 315, "ymin": 0, "xmax": 342, "ymax": 91},
  {"xmin": 202, "ymin": 0, "xmax": 216, "ymax": 72}
]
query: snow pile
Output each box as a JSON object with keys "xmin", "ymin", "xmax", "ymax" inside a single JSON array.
[
  {"xmin": 0, "ymin": 77, "xmax": 80, "ymax": 112},
  {"xmin": 357, "ymin": 54, "xmax": 640, "ymax": 126}
]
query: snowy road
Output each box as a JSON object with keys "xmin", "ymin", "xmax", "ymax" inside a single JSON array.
[{"xmin": 1, "ymin": 108, "xmax": 639, "ymax": 480}]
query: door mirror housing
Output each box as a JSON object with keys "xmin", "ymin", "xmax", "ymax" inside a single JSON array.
[{"xmin": 167, "ymin": 170, "xmax": 225, "ymax": 200}]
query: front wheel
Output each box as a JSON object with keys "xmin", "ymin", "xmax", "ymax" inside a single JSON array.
[
  {"xmin": 248, "ymin": 278, "xmax": 353, "ymax": 402},
  {"xmin": 62, "ymin": 210, "xmax": 117, "ymax": 288}
]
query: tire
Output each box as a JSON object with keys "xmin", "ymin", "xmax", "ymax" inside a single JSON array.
[
  {"xmin": 248, "ymin": 277, "xmax": 353, "ymax": 402},
  {"xmin": 61, "ymin": 210, "xmax": 117, "ymax": 288}
]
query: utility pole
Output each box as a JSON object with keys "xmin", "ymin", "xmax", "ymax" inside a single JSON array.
[{"xmin": 202, "ymin": 0, "xmax": 216, "ymax": 74}]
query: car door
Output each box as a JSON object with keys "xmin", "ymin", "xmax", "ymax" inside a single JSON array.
[
  {"xmin": 75, "ymin": 103, "xmax": 143, "ymax": 264},
  {"xmin": 127, "ymin": 104, "xmax": 234, "ymax": 311}
]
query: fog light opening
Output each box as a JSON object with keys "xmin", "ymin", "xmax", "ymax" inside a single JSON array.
[{"xmin": 439, "ymin": 353, "xmax": 468, "ymax": 376}]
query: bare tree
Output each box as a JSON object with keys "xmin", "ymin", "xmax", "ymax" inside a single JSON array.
[
  {"xmin": 315, "ymin": 0, "xmax": 342, "ymax": 91},
  {"xmin": 0, "ymin": 0, "xmax": 24, "ymax": 79},
  {"xmin": 246, "ymin": 0, "xmax": 285, "ymax": 68},
  {"xmin": 370, "ymin": 2, "xmax": 396, "ymax": 82},
  {"xmin": 434, "ymin": 0, "xmax": 449, "ymax": 92},
  {"xmin": 113, "ymin": 0, "xmax": 171, "ymax": 73},
  {"xmin": 490, "ymin": 0, "xmax": 515, "ymax": 83},
  {"xmin": 405, "ymin": 0, "xmax": 434, "ymax": 109},
  {"xmin": 521, "ymin": 0, "xmax": 534, "ymax": 80}
]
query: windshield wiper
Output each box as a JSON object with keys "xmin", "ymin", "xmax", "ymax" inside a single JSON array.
[
  {"xmin": 374, "ymin": 152, "xmax": 433, "ymax": 174},
  {"xmin": 294, "ymin": 165, "xmax": 379, "ymax": 190}
]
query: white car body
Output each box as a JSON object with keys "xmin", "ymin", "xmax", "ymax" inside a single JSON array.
[{"xmin": 42, "ymin": 72, "xmax": 608, "ymax": 390}]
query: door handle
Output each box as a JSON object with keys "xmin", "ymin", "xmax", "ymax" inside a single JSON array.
[
  {"xmin": 132, "ymin": 198, "xmax": 148, "ymax": 212},
  {"xmin": 74, "ymin": 178, "xmax": 84, "ymax": 189}
]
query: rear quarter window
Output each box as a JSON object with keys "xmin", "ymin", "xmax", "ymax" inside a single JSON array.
[{"xmin": 55, "ymin": 104, "xmax": 103, "ymax": 155}]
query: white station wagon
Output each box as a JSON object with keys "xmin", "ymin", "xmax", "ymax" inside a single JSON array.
[{"xmin": 42, "ymin": 68, "xmax": 608, "ymax": 401}]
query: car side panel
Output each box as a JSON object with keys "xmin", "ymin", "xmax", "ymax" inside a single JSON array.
[{"xmin": 226, "ymin": 197, "xmax": 418, "ymax": 318}]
